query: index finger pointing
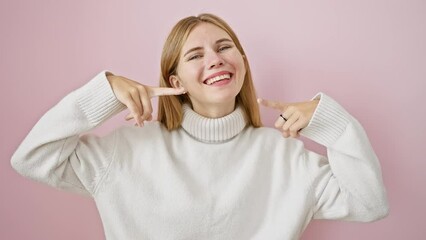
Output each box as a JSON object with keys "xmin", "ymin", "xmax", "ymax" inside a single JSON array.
[
  {"xmin": 148, "ymin": 86, "xmax": 186, "ymax": 98},
  {"xmin": 257, "ymin": 98, "xmax": 288, "ymax": 111}
]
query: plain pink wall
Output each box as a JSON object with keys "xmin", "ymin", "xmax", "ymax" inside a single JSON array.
[{"xmin": 1, "ymin": 0, "xmax": 425, "ymax": 239}]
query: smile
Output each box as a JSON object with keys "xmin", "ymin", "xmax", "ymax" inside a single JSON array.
[{"xmin": 203, "ymin": 73, "xmax": 232, "ymax": 85}]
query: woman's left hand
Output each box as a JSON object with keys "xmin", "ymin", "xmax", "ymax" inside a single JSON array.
[{"xmin": 258, "ymin": 98, "xmax": 319, "ymax": 138}]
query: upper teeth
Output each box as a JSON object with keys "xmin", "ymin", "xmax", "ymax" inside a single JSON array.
[{"xmin": 205, "ymin": 74, "xmax": 231, "ymax": 85}]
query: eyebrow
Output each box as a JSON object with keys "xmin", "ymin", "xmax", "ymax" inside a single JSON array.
[{"xmin": 183, "ymin": 38, "xmax": 233, "ymax": 57}]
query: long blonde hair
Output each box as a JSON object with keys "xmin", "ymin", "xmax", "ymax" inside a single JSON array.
[{"xmin": 158, "ymin": 13, "xmax": 262, "ymax": 130}]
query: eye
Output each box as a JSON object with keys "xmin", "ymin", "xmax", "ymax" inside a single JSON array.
[
  {"xmin": 218, "ymin": 45, "xmax": 232, "ymax": 52},
  {"xmin": 188, "ymin": 54, "xmax": 203, "ymax": 61}
]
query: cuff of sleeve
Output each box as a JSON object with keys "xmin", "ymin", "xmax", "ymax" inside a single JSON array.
[
  {"xmin": 77, "ymin": 71, "xmax": 126, "ymax": 126},
  {"xmin": 300, "ymin": 92, "xmax": 352, "ymax": 147}
]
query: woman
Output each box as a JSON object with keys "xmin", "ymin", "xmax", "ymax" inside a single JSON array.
[{"xmin": 11, "ymin": 13, "xmax": 388, "ymax": 239}]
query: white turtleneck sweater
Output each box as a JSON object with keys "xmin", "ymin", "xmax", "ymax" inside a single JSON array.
[{"xmin": 11, "ymin": 71, "xmax": 388, "ymax": 240}]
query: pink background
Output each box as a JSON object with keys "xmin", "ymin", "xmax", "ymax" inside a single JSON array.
[{"xmin": 1, "ymin": 0, "xmax": 425, "ymax": 239}]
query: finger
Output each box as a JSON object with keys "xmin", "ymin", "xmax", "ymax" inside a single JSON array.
[
  {"xmin": 257, "ymin": 98, "xmax": 289, "ymax": 111},
  {"xmin": 274, "ymin": 105, "xmax": 295, "ymax": 129},
  {"xmin": 289, "ymin": 129, "xmax": 299, "ymax": 138},
  {"xmin": 282, "ymin": 130, "xmax": 290, "ymax": 138},
  {"xmin": 138, "ymin": 86, "xmax": 153, "ymax": 121},
  {"xmin": 121, "ymin": 89, "xmax": 142, "ymax": 126},
  {"xmin": 148, "ymin": 86, "xmax": 186, "ymax": 98},
  {"xmin": 125, "ymin": 106, "xmax": 153, "ymax": 122},
  {"xmin": 282, "ymin": 111, "xmax": 299, "ymax": 132},
  {"xmin": 125, "ymin": 113, "xmax": 133, "ymax": 121},
  {"xmin": 282, "ymin": 114, "xmax": 299, "ymax": 138},
  {"xmin": 289, "ymin": 123, "xmax": 302, "ymax": 138},
  {"xmin": 291, "ymin": 131, "xmax": 300, "ymax": 138},
  {"xmin": 274, "ymin": 114, "xmax": 286, "ymax": 128},
  {"xmin": 129, "ymin": 88, "xmax": 144, "ymax": 126},
  {"xmin": 125, "ymin": 106, "xmax": 153, "ymax": 121},
  {"xmin": 289, "ymin": 120, "xmax": 306, "ymax": 136},
  {"xmin": 124, "ymin": 97, "xmax": 143, "ymax": 127}
]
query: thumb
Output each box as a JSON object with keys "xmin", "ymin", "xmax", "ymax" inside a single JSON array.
[
  {"xmin": 257, "ymin": 98, "xmax": 288, "ymax": 111},
  {"xmin": 148, "ymin": 86, "xmax": 186, "ymax": 98}
]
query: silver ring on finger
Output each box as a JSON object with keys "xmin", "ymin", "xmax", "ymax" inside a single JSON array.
[{"xmin": 279, "ymin": 114, "xmax": 287, "ymax": 121}]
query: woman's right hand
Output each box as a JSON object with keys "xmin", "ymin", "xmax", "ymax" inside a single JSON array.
[{"xmin": 106, "ymin": 73, "xmax": 186, "ymax": 127}]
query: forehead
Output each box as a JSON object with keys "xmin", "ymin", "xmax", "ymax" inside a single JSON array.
[{"xmin": 183, "ymin": 23, "xmax": 232, "ymax": 48}]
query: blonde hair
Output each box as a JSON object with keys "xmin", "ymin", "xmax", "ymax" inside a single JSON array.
[{"xmin": 158, "ymin": 13, "xmax": 262, "ymax": 130}]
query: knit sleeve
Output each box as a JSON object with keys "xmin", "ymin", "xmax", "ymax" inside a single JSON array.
[
  {"xmin": 11, "ymin": 71, "xmax": 126, "ymax": 196},
  {"xmin": 300, "ymin": 93, "xmax": 389, "ymax": 222}
]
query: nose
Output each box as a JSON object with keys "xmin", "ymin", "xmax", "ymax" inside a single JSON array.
[{"xmin": 206, "ymin": 51, "xmax": 224, "ymax": 69}]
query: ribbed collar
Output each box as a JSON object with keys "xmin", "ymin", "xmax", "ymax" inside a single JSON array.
[{"xmin": 181, "ymin": 104, "xmax": 247, "ymax": 143}]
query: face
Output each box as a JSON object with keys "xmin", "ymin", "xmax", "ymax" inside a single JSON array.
[{"xmin": 170, "ymin": 23, "xmax": 246, "ymax": 116}]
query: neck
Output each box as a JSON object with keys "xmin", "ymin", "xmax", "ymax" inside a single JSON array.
[
  {"xmin": 191, "ymin": 100, "xmax": 236, "ymax": 118},
  {"xmin": 181, "ymin": 103, "xmax": 247, "ymax": 143}
]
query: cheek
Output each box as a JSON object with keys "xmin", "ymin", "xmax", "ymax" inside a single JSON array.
[
  {"xmin": 241, "ymin": 60, "xmax": 247, "ymax": 75},
  {"xmin": 228, "ymin": 53, "xmax": 246, "ymax": 74},
  {"xmin": 236, "ymin": 58, "xmax": 246, "ymax": 78},
  {"xmin": 177, "ymin": 65, "xmax": 203, "ymax": 88}
]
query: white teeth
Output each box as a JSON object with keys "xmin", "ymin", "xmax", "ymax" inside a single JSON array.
[{"xmin": 205, "ymin": 74, "xmax": 231, "ymax": 85}]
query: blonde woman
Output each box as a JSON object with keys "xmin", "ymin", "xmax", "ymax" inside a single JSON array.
[{"xmin": 12, "ymin": 13, "xmax": 388, "ymax": 239}]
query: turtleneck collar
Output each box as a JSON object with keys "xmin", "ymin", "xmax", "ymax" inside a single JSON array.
[{"xmin": 181, "ymin": 104, "xmax": 247, "ymax": 143}]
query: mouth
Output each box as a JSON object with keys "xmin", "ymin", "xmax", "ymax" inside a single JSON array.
[{"xmin": 203, "ymin": 72, "xmax": 233, "ymax": 85}]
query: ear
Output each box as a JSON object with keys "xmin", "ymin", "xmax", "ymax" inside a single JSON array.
[{"xmin": 169, "ymin": 75, "xmax": 184, "ymax": 89}]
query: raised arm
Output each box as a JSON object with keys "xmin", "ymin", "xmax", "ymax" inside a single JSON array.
[
  {"xmin": 11, "ymin": 71, "xmax": 185, "ymax": 195},
  {"xmin": 259, "ymin": 93, "xmax": 389, "ymax": 222}
]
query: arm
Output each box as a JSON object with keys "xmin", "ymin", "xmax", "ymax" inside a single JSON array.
[
  {"xmin": 300, "ymin": 93, "xmax": 389, "ymax": 221},
  {"xmin": 11, "ymin": 71, "xmax": 125, "ymax": 195},
  {"xmin": 11, "ymin": 71, "xmax": 186, "ymax": 195},
  {"xmin": 259, "ymin": 93, "xmax": 389, "ymax": 222}
]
